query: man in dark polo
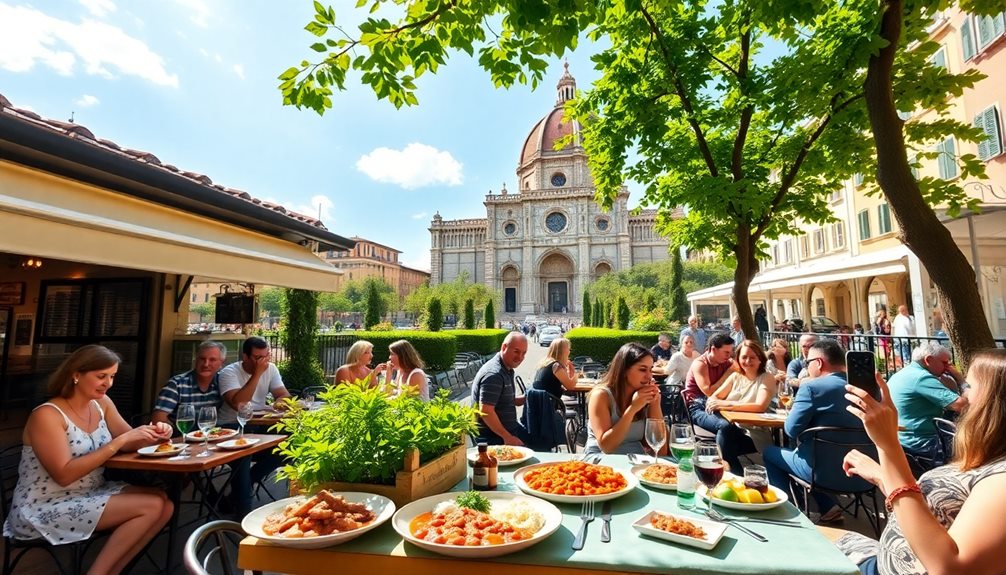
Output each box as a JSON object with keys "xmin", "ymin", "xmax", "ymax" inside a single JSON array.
[{"xmin": 472, "ymin": 332, "xmax": 530, "ymax": 445}]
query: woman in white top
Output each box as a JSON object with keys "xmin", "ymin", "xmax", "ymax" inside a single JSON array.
[
  {"xmin": 666, "ymin": 334, "xmax": 701, "ymax": 386},
  {"xmin": 706, "ymin": 339, "xmax": 777, "ymax": 414},
  {"xmin": 764, "ymin": 338, "xmax": 791, "ymax": 383},
  {"xmin": 3, "ymin": 345, "xmax": 173, "ymax": 575},
  {"xmin": 375, "ymin": 339, "xmax": 429, "ymax": 401}
]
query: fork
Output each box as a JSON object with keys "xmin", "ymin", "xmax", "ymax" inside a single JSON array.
[
  {"xmin": 703, "ymin": 508, "xmax": 768, "ymax": 541},
  {"xmin": 571, "ymin": 500, "xmax": 595, "ymax": 550},
  {"xmin": 705, "ymin": 507, "xmax": 802, "ymax": 528}
]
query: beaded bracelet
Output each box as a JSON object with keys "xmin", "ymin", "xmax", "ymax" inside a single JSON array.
[{"xmin": 885, "ymin": 483, "xmax": 922, "ymax": 512}]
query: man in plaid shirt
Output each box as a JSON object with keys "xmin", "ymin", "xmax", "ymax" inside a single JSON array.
[{"xmin": 152, "ymin": 340, "xmax": 226, "ymax": 424}]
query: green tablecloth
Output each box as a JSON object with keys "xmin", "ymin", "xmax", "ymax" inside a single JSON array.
[{"xmin": 332, "ymin": 452, "xmax": 859, "ymax": 575}]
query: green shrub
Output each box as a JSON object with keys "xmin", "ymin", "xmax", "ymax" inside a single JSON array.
[
  {"xmin": 427, "ymin": 297, "xmax": 443, "ymax": 331},
  {"xmin": 463, "ymin": 299, "xmax": 475, "ymax": 329},
  {"xmin": 631, "ymin": 309, "xmax": 670, "ymax": 332},
  {"xmin": 565, "ymin": 327, "xmax": 663, "ymax": 364},
  {"xmin": 484, "ymin": 299, "xmax": 495, "ymax": 329},
  {"xmin": 279, "ymin": 289, "xmax": 325, "ymax": 390},
  {"xmin": 616, "ymin": 297, "xmax": 630, "ymax": 330},
  {"xmin": 354, "ymin": 330, "xmax": 457, "ymax": 371},
  {"xmin": 451, "ymin": 329, "xmax": 508, "ymax": 355},
  {"xmin": 370, "ymin": 322, "xmax": 394, "ymax": 332}
]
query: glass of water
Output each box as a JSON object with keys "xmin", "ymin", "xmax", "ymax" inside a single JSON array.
[
  {"xmin": 644, "ymin": 418, "xmax": 667, "ymax": 463},
  {"xmin": 236, "ymin": 402, "xmax": 254, "ymax": 439},
  {"xmin": 196, "ymin": 406, "xmax": 216, "ymax": 457}
]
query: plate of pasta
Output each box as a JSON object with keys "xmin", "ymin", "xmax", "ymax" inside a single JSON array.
[
  {"xmin": 466, "ymin": 445, "xmax": 534, "ymax": 466},
  {"xmin": 513, "ymin": 460, "xmax": 638, "ymax": 503},
  {"xmin": 242, "ymin": 490, "xmax": 395, "ymax": 549}
]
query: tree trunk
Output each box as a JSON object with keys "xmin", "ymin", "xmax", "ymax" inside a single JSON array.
[
  {"xmin": 732, "ymin": 227, "xmax": 759, "ymax": 340},
  {"xmin": 865, "ymin": 0, "xmax": 994, "ymax": 366}
]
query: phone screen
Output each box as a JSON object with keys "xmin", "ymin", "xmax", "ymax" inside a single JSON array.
[{"xmin": 846, "ymin": 350, "xmax": 881, "ymax": 401}]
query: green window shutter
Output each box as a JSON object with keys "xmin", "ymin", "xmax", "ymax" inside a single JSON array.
[
  {"xmin": 878, "ymin": 204, "xmax": 891, "ymax": 234},
  {"xmin": 987, "ymin": 107, "xmax": 1002, "ymax": 158},
  {"xmin": 993, "ymin": 12, "xmax": 1005, "ymax": 37},
  {"xmin": 858, "ymin": 210, "xmax": 871, "ymax": 241},
  {"xmin": 962, "ymin": 17, "xmax": 976, "ymax": 60},
  {"xmin": 976, "ymin": 110, "xmax": 990, "ymax": 160},
  {"xmin": 931, "ymin": 47, "xmax": 947, "ymax": 69},
  {"xmin": 938, "ymin": 138, "xmax": 958, "ymax": 179},
  {"xmin": 977, "ymin": 14, "xmax": 994, "ymax": 48}
]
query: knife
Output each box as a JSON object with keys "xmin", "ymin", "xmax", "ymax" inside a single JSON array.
[{"xmin": 600, "ymin": 501, "xmax": 612, "ymax": 543}]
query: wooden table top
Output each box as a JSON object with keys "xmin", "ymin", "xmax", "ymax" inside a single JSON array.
[
  {"xmin": 104, "ymin": 434, "xmax": 285, "ymax": 473},
  {"xmin": 573, "ymin": 378, "xmax": 599, "ymax": 393},
  {"xmin": 719, "ymin": 410, "xmax": 787, "ymax": 429}
]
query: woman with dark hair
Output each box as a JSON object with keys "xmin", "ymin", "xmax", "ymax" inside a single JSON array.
[
  {"xmin": 583, "ymin": 342, "xmax": 665, "ymax": 455},
  {"xmin": 765, "ymin": 338, "xmax": 792, "ymax": 383},
  {"xmin": 375, "ymin": 339, "xmax": 429, "ymax": 401},
  {"xmin": 837, "ymin": 349, "xmax": 1006, "ymax": 574},
  {"xmin": 2, "ymin": 345, "xmax": 173, "ymax": 575}
]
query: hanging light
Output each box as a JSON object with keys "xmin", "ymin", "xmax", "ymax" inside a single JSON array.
[{"xmin": 20, "ymin": 257, "xmax": 43, "ymax": 269}]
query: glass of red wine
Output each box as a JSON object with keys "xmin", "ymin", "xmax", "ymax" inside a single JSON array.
[{"xmin": 694, "ymin": 441, "xmax": 725, "ymax": 506}]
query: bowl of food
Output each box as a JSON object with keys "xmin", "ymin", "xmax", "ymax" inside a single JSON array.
[
  {"xmin": 699, "ymin": 477, "xmax": 788, "ymax": 511},
  {"xmin": 513, "ymin": 460, "xmax": 637, "ymax": 503},
  {"xmin": 632, "ymin": 510, "xmax": 726, "ymax": 550},
  {"xmin": 392, "ymin": 491, "xmax": 562, "ymax": 558},
  {"xmin": 217, "ymin": 437, "xmax": 260, "ymax": 450},
  {"xmin": 137, "ymin": 443, "xmax": 184, "ymax": 457},
  {"xmin": 242, "ymin": 490, "xmax": 394, "ymax": 549},
  {"xmin": 631, "ymin": 462, "xmax": 678, "ymax": 491},
  {"xmin": 466, "ymin": 445, "xmax": 534, "ymax": 466},
  {"xmin": 185, "ymin": 427, "xmax": 239, "ymax": 442}
]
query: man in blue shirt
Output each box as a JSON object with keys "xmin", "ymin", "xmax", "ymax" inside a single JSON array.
[
  {"xmin": 764, "ymin": 339, "xmax": 868, "ymax": 523},
  {"xmin": 152, "ymin": 340, "xmax": 225, "ymax": 425},
  {"xmin": 888, "ymin": 341, "xmax": 968, "ymax": 471},
  {"xmin": 680, "ymin": 315, "xmax": 708, "ymax": 352},
  {"xmin": 786, "ymin": 334, "xmax": 818, "ymax": 386}
]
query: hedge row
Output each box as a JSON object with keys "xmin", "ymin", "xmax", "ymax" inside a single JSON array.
[
  {"xmin": 350, "ymin": 331, "xmax": 458, "ymax": 372},
  {"xmin": 449, "ymin": 329, "xmax": 509, "ymax": 355},
  {"xmin": 565, "ymin": 327, "xmax": 663, "ymax": 364}
]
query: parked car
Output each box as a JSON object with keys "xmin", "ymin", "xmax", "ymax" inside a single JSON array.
[
  {"xmin": 776, "ymin": 316, "xmax": 841, "ymax": 334},
  {"xmin": 539, "ymin": 326, "xmax": 563, "ymax": 346}
]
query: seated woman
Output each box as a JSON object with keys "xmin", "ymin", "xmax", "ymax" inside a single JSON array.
[
  {"xmin": 532, "ymin": 337, "xmax": 578, "ymax": 397},
  {"xmin": 584, "ymin": 342, "xmax": 666, "ymax": 456},
  {"xmin": 2, "ymin": 345, "xmax": 174, "ymax": 575},
  {"xmin": 375, "ymin": 339, "xmax": 429, "ymax": 401},
  {"xmin": 764, "ymin": 338, "xmax": 792, "ymax": 383},
  {"xmin": 666, "ymin": 334, "xmax": 701, "ymax": 386},
  {"xmin": 837, "ymin": 348, "xmax": 1006, "ymax": 575},
  {"xmin": 334, "ymin": 340, "xmax": 377, "ymax": 386}
]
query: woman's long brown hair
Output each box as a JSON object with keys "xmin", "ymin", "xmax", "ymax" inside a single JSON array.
[
  {"xmin": 954, "ymin": 349, "xmax": 1006, "ymax": 471},
  {"xmin": 601, "ymin": 342, "xmax": 654, "ymax": 422}
]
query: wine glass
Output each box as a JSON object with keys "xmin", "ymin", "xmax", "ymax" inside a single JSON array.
[
  {"xmin": 669, "ymin": 423, "xmax": 695, "ymax": 462},
  {"xmin": 778, "ymin": 381, "xmax": 794, "ymax": 414},
  {"xmin": 694, "ymin": 441, "xmax": 725, "ymax": 505},
  {"xmin": 196, "ymin": 406, "xmax": 217, "ymax": 457},
  {"xmin": 644, "ymin": 419, "xmax": 667, "ymax": 464},
  {"xmin": 236, "ymin": 402, "xmax": 254, "ymax": 439},
  {"xmin": 175, "ymin": 404, "xmax": 195, "ymax": 459}
]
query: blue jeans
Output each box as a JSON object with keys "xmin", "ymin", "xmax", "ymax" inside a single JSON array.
[
  {"xmin": 763, "ymin": 445, "xmax": 837, "ymax": 512},
  {"xmin": 688, "ymin": 400, "xmax": 756, "ymax": 475}
]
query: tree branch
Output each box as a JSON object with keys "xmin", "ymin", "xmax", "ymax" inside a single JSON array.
[
  {"xmin": 640, "ymin": 3, "xmax": 719, "ymax": 178},
  {"xmin": 731, "ymin": 22, "xmax": 752, "ymax": 181}
]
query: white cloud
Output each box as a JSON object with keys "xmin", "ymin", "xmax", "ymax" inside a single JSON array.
[
  {"xmin": 213, "ymin": 52, "xmax": 222, "ymax": 63},
  {"xmin": 356, "ymin": 143, "xmax": 463, "ymax": 189},
  {"xmin": 268, "ymin": 194, "xmax": 336, "ymax": 225},
  {"xmin": 79, "ymin": 0, "xmax": 115, "ymax": 18},
  {"xmin": 232, "ymin": 63, "xmax": 244, "ymax": 79},
  {"xmin": 411, "ymin": 211, "xmax": 428, "ymax": 220},
  {"xmin": 0, "ymin": 3, "xmax": 178, "ymax": 87},
  {"xmin": 171, "ymin": 0, "xmax": 210, "ymax": 28},
  {"xmin": 74, "ymin": 94, "xmax": 100, "ymax": 108}
]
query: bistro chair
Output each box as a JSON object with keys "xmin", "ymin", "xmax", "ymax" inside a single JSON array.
[
  {"xmin": 1, "ymin": 444, "xmax": 104, "ymax": 575},
  {"xmin": 515, "ymin": 375, "xmax": 527, "ymax": 395},
  {"xmin": 183, "ymin": 519, "xmax": 261, "ymax": 575},
  {"xmin": 678, "ymin": 390, "xmax": 716, "ymax": 440},
  {"xmin": 933, "ymin": 417, "xmax": 957, "ymax": 461},
  {"xmin": 787, "ymin": 426, "xmax": 884, "ymax": 536}
]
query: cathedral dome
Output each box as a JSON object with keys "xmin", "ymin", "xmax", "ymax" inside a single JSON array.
[{"xmin": 518, "ymin": 62, "xmax": 582, "ymax": 168}]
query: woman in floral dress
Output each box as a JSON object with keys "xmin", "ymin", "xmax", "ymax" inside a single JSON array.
[{"xmin": 2, "ymin": 345, "xmax": 174, "ymax": 575}]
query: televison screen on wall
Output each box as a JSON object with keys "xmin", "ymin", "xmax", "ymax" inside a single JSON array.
[{"xmin": 215, "ymin": 294, "xmax": 255, "ymax": 324}]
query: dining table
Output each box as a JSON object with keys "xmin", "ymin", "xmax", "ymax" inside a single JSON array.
[{"xmin": 237, "ymin": 451, "xmax": 858, "ymax": 575}]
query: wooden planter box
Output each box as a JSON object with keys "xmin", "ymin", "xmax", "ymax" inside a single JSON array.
[{"xmin": 291, "ymin": 443, "xmax": 467, "ymax": 507}]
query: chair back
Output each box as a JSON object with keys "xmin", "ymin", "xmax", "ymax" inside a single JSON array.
[
  {"xmin": 679, "ymin": 390, "xmax": 716, "ymax": 439},
  {"xmin": 933, "ymin": 417, "xmax": 957, "ymax": 461},
  {"xmin": 183, "ymin": 520, "xmax": 247, "ymax": 575},
  {"xmin": 798, "ymin": 426, "xmax": 876, "ymax": 494},
  {"xmin": 515, "ymin": 375, "xmax": 527, "ymax": 395},
  {"xmin": 1, "ymin": 444, "xmax": 22, "ymax": 523}
]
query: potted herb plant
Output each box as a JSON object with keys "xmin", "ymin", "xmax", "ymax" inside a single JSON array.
[{"xmin": 274, "ymin": 381, "xmax": 479, "ymax": 505}]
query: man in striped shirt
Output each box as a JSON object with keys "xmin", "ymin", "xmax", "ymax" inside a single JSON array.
[{"xmin": 152, "ymin": 340, "xmax": 226, "ymax": 424}]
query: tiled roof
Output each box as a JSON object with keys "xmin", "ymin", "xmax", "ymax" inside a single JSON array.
[{"xmin": 0, "ymin": 92, "xmax": 326, "ymax": 230}]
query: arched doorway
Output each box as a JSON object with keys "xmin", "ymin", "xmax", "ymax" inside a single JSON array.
[
  {"xmin": 539, "ymin": 252, "xmax": 575, "ymax": 313},
  {"xmin": 593, "ymin": 261, "xmax": 612, "ymax": 282},
  {"xmin": 500, "ymin": 265, "xmax": 520, "ymax": 313}
]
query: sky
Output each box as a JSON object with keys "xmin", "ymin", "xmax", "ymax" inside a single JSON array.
[{"xmin": 0, "ymin": 0, "xmax": 616, "ymax": 272}]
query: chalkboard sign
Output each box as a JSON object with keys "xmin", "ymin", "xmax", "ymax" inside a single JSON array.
[{"xmin": 215, "ymin": 294, "xmax": 255, "ymax": 324}]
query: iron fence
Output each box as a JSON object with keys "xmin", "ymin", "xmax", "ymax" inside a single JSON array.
[{"xmin": 262, "ymin": 333, "xmax": 359, "ymax": 380}]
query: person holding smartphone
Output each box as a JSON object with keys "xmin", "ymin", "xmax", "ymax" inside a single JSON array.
[
  {"xmin": 886, "ymin": 342, "xmax": 969, "ymax": 474},
  {"xmin": 836, "ymin": 349, "xmax": 1006, "ymax": 575}
]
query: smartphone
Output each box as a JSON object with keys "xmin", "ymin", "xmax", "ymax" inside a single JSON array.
[{"xmin": 846, "ymin": 350, "xmax": 881, "ymax": 401}]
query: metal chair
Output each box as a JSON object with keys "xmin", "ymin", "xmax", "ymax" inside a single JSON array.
[
  {"xmin": 182, "ymin": 519, "xmax": 261, "ymax": 575},
  {"xmin": 515, "ymin": 375, "xmax": 527, "ymax": 395},
  {"xmin": 1, "ymin": 444, "xmax": 103, "ymax": 575},
  {"xmin": 933, "ymin": 417, "xmax": 957, "ymax": 461},
  {"xmin": 678, "ymin": 390, "xmax": 717, "ymax": 440},
  {"xmin": 787, "ymin": 426, "xmax": 884, "ymax": 536}
]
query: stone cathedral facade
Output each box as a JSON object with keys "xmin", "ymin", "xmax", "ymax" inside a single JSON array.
[{"xmin": 429, "ymin": 65, "xmax": 674, "ymax": 316}]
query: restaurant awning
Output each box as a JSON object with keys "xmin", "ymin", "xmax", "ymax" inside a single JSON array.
[{"xmin": 0, "ymin": 189, "xmax": 343, "ymax": 292}]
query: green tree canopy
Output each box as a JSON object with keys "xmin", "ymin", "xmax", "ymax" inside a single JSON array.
[{"xmin": 256, "ymin": 287, "xmax": 285, "ymax": 318}]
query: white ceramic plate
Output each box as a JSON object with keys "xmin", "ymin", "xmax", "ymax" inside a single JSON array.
[
  {"xmin": 242, "ymin": 492, "xmax": 395, "ymax": 550},
  {"xmin": 512, "ymin": 461, "xmax": 638, "ymax": 503},
  {"xmin": 137, "ymin": 443, "xmax": 185, "ymax": 457},
  {"xmin": 632, "ymin": 510, "xmax": 727, "ymax": 550},
  {"xmin": 698, "ymin": 484, "xmax": 789, "ymax": 511},
  {"xmin": 392, "ymin": 491, "xmax": 562, "ymax": 558},
  {"xmin": 631, "ymin": 463, "xmax": 678, "ymax": 491},
  {"xmin": 184, "ymin": 428, "xmax": 238, "ymax": 443},
  {"xmin": 216, "ymin": 437, "xmax": 261, "ymax": 450},
  {"xmin": 466, "ymin": 446, "xmax": 534, "ymax": 467}
]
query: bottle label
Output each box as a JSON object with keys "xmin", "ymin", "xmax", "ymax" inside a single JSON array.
[
  {"xmin": 473, "ymin": 468, "xmax": 489, "ymax": 489},
  {"xmin": 487, "ymin": 466, "xmax": 498, "ymax": 490}
]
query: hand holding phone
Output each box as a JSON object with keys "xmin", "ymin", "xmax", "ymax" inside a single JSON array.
[{"xmin": 846, "ymin": 350, "xmax": 881, "ymax": 401}]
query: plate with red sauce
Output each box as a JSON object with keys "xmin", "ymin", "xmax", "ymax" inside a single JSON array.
[{"xmin": 391, "ymin": 491, "xmax": 562, "ymax": 558}]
